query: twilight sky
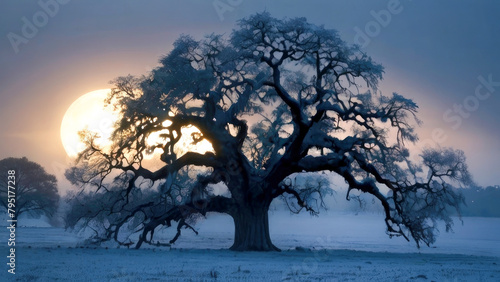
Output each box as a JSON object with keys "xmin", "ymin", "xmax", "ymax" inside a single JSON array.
[{"xmin": 1, "ymin": 0, "xmax": 499, "ymax": 191}]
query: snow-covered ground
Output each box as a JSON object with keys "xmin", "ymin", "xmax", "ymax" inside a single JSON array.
[{"xmin": 2, "ymin": 212, "xmax": 499, "ymax": 281}]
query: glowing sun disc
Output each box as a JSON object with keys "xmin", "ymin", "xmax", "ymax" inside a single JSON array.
[
  {"xmin": 61, "ymin": 89, "xmax": 118, "ymax": 158},
  {"xmin": 61, "ymin": 89, "xmax": 214, "ymax": 160}
]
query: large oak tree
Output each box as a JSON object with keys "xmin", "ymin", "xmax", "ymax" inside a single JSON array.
[{"xmin": 66, "ymin": 13, "xmax": 472, "ymax": 251}]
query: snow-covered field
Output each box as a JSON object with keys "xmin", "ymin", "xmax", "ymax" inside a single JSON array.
[{"xmin": 2, "ymin": 212, "xmax": 499, "ymax": 281}]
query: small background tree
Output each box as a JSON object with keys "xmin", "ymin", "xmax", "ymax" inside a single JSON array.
[
  {"xmin": 0, "ymin": 157, "xmax": 60, "ymax": 219},
  {"xmin": 66, "ymin": 12, "xmax": 473, "ymax": 251}
]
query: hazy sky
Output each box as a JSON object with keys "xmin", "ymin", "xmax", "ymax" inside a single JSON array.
[{"xmin": 1, "ymin": 0, "xmax": 499, "ymax": 191}]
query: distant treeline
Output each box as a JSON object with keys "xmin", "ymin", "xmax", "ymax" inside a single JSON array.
[{"xmin": 457, "ymin": 186, "xmax": 500, "ymax": 217}]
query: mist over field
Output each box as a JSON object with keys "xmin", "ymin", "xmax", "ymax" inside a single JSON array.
[{"xmin": 2, "ymin": 210, "xmax": 500, "ymax": 281}]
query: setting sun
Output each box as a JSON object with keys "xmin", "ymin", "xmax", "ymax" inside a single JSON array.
[
  {"xmin": 61, "ymin": 89, "xmax": 213, "ymax": 159},
  {"xmin": 60, "ymin": 89, "xmax": 117, "ymax": 158}
]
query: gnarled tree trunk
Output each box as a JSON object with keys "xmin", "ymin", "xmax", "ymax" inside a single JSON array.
[{"xmin": 230, "ymin": 203, "xmax": 279, "ymax": 251}]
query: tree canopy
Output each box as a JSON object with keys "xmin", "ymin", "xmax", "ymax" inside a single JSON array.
[
  {"xmin": 0, "ymin": 157, "xmax": 60, "ymax": 218},
  {"xmin": 66, "ymin": 12, "xmax": 473, "ymax": 251}
]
